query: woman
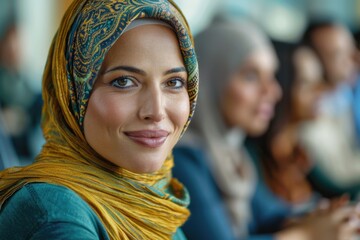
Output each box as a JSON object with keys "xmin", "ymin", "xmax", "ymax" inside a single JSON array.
[
  {"xmin": 246, "ymin": 44, "xmax": 324, "ymax": 233},
  {"xmin": 251, "ymin": 44, "xmax": 326, "ymax": 205},
  {"xmin": 172, "ymin": 20, "xmax": 357, "ymax": 239},
  {"xmin": 0, "ymin": 0, "xmax": 198, "ymax": 239},
  {"xmin": 173, "ymin": 18, "xmax": 281, "ymax": 239},
  {"xmin": 300, "ymin": 22, "xmax": 360, "ymax": 198},
  {"xmin": 247, "ymin": 43, "xmax": 360, "ymax": 239}
]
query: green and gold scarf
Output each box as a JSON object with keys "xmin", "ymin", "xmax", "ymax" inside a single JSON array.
[{"xmin": 0, "ymin": 0, "xmax": 198, "ymax": 239}]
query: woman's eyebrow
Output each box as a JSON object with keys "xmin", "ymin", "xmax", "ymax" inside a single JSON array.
[
  {"xmin": 164, "ymin": 67, "xmax": 186, "ymax": 75},
  {"xmin": 104, "ymin": 65, "xmax": 146, "ymax": 75},
  {"xmin": 103, "ymin": 66, "xmax": 186, "ymax": 76}
]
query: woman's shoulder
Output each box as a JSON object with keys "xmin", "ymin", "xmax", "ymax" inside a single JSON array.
[
  {"xmin": 173, "ymin": 143, "xmax": 210, "ymax": 170},
  {"xmin": 4, "ymin": 183, "xmax": 92, "ymax": 216},
  {"xmin": 172, "ymin": 142, "xmax": 221, "ymax": 198},
  {"xmin": 174, "ymin": 131, "xmax": 208, "ymax": 161},
  {"xmin": 174, "ymin": 144, "xmax": 206, "ymax": 157},
  {"xmin": 0, "ymin": 183, "xmax": 109, "ymax": 239}
]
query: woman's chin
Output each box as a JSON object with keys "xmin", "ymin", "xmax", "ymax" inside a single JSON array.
[
  {"xmin": 246, "ymin": 124, "xmax": 270, "ymax": 137},
  {"xmin": 123, "ymin": 157, "xmax": 166, "ymax": 174}
]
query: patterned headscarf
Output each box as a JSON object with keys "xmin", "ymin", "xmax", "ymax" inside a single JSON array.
[{"xmin": 0, "ymin": 0, "xmax": 198, "ymax": 239}]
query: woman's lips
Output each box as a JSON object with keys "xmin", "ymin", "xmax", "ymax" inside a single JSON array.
[
  {"xmin": 258, "ymin": 104, "xmax": 274, "ymax": 120},
  {"xmin": 124, "ymin": 130, "xmax": 169, "ymax": 148}
]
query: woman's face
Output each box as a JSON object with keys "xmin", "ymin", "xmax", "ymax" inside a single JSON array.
[
  {"xmin": 292, "ymin": 48, "xmax": 325, "ymax": 121},
  {"xmin": 221, "ymin": 49, "xmax": 281, "ymax": 136},
  {"xmin": 84, "ymin": 25, "xmax": 189, "ymax": 173}
]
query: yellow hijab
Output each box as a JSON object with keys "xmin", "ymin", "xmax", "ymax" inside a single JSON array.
[{"xmin": 0, "ymin": 0, "xmax": 198, "ymax": 239}]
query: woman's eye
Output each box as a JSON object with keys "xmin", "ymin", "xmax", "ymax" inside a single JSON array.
[
  {"xmin": 111, "ymin": 76, "xmax": 137, "ymax": 89},
  {"xmin": 165, "ymin": 78, "xmax": 186, "ymax": 89}
]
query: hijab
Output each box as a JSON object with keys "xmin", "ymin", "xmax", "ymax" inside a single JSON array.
[
  {"xmin": 0, "ymin": 1, "xmax": 198, "ymax": 239},
  {"xmin": 184, "ymin": 18, "xmax": 275, "ymax": 238}
]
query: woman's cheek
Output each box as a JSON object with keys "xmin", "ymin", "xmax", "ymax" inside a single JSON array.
[{"xmin": 170, "ymin": 94, "xmax": 190, "ymax": 131}]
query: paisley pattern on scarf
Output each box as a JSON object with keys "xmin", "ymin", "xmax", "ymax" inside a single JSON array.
[{"xmin": 0, "ymin": 0, "xmax": 198, "ymax": 239}]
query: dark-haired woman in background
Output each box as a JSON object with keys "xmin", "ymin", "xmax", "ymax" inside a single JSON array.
[
  {"xmin": 250, "ymin": 45, "xmax": 325, "ymax": 205},
  {"xmin": 247, "ymin": 43, "xmax": 359, "ymax": 239}
]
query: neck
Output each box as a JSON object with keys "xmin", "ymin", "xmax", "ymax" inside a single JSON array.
[{"xmin": 225, "ymin": 128, "xmax": 246, "ymax": 149}]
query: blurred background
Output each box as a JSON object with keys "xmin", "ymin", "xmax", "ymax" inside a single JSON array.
[
  {"xmin": 7, "ymin": 0, "xmax": 360, "ymax": 94},
  {"xmin": 0, "ymin": 0, "xmax": 359, "ymax": 164}
]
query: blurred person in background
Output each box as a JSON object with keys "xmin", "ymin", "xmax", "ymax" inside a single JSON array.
[
  {"xmin": 0, "ymin": 1, "xmax": 40, "ymax": 167},
  {"xmin": 299, "ymin": 20, "xmax": 360, "ymax": 198},
  {"xmin": 0, "ymin": 2, "xmax": 25, "ymax": 169},
  {"xmin": 173, "ymin": 18, "xmax": 358, "ymax": 240},
  {"xmin": 247, "ymin": 43, "xmax": 359, "ymax": 239}
]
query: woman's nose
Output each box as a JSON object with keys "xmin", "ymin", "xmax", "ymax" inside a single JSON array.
[
  {"xmin": 263, "ymin": 78, "xmax": 282, "ymax": 102},
  {"xmin": 138, "ymin": 87, "xmax": 166, "ymax": 122}
]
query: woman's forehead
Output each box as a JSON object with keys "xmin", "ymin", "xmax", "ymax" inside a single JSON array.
[{"xmin": 101, "ymin": 24, "xmax": 185, "ymax": 70}]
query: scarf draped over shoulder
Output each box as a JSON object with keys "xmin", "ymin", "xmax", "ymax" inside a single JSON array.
[{"xmin": 0, "ymin": 0, "xmax": 198, "ymax": 239}]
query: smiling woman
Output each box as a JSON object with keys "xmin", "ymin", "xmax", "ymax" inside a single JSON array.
[
  {"xmin": 84, "ymin": 23, "xmax": 190, "ymax": 173},
  {"xmin": 0, "ymin": 1, "xmax": 198, "ymax": 240}
]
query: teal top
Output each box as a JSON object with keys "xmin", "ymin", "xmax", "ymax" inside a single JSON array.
[{"xmin": 0, "ymin": 183, "xmax": 186, "ymax": 240}]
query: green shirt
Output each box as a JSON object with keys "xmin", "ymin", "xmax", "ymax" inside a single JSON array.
[{"xmin": 0, "ymin": 183, "xmax": 186, "ymax": 239}]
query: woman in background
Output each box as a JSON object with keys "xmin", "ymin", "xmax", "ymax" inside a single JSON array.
[
  {"xmin": 251, "ymin": 45, "xmax": 326, "ymax": 205},
  {"xmin": 173, "ymin": 19, "xmax": 357, "ymax": 240},
  {"xmin": 247, "ymin": 44, "xmax": 321, "ymax": 231},
  {"xmin": 0, "ymin": 0, "xmax": 198, "ymax": 239},
  {"xmin": 248, "ymin": 43, "xmax": 360, "ymax": 239}
]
